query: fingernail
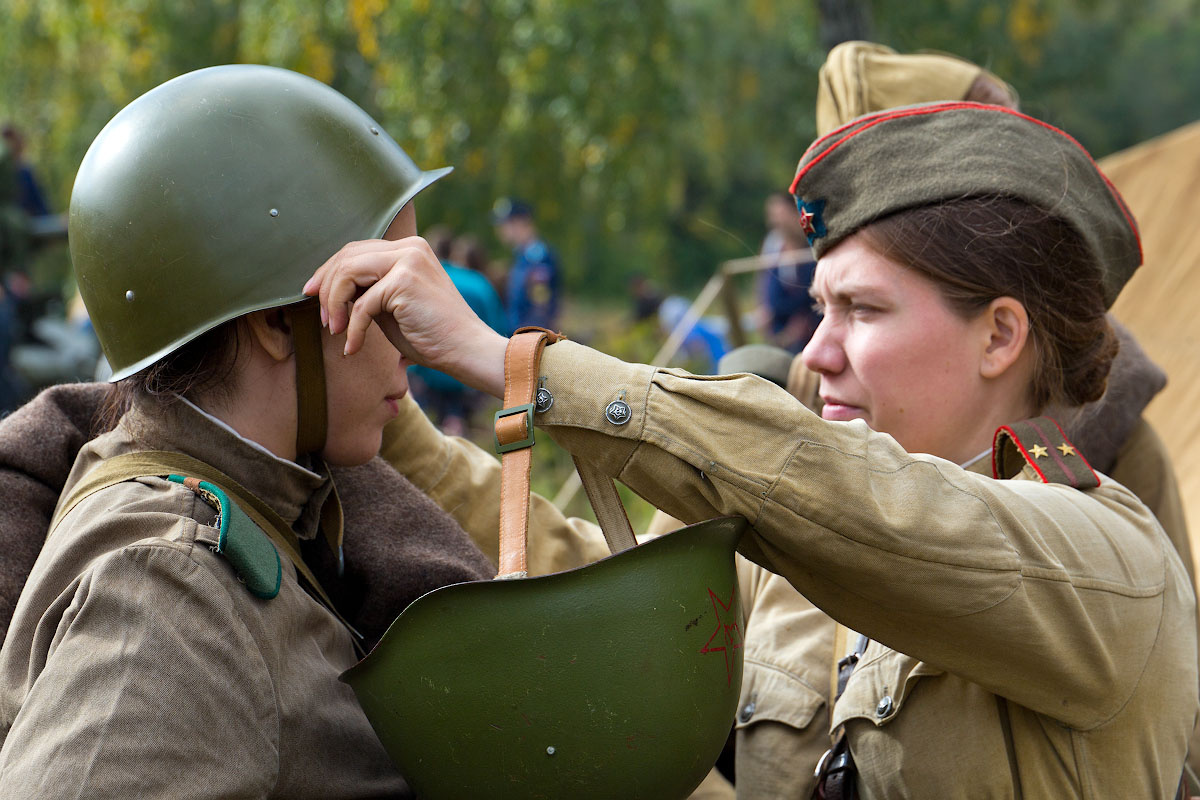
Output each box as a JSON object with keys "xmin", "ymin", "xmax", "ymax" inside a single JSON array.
[{"xmin": 320, "ymin": 306, "xmax": 328, "ymax": 327}]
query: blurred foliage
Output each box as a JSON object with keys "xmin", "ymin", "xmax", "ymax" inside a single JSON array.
[
  {"xmin": 6, "ymin": 0, "xmax": 1198, "ymax": 532},
  {"xmin": 2, "ymin": 0, "xmax": 1199, "ymax": 300}
]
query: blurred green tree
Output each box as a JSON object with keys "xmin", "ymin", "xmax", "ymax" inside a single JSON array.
[{"xmin": 1, "ymin": 0, "xmax": 1197, "ymax": 303}]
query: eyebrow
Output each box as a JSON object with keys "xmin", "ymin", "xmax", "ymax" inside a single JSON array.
[{"xmin": 809, "ymin": 281, "xmax": 888, "ymax": 304}]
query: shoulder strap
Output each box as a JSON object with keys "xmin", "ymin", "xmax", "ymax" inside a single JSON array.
[
  {"xmin": 166, "ymin": 474, "xmax": 282, "ymax": 600},
  {"xmin": 829, "ymin": 624, "xmax": 869, "ymax": 704},
  {"xmin": 992, "ymin": 416, "xmax": 1100, "ymax": 488},
  {"xmin": 492, "ymin": 328, "xmax": 636, "ymax": 580},
  {"xmin": 50, "ymin": 450, "xmax": 362, "ymax": 645}
]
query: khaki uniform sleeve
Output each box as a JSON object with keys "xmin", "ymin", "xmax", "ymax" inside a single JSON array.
[
  {"xmin": 1107, "ymin": 420, "xmax": 1200, "ymax": 780},
  {"xmin": 1108, "ymin": 417, "xmax": 1193, "ymax": 583},
  {"xmin": 0, "ymin": 544, "xmax": 278, "ymax": 798},
  {"xmin": 536, "ymin": 341, "xmax": 1187, "ymax": 730},
  {"xmin": 380, "ymin": 393, "xmax": 611, "ymax": 576}
]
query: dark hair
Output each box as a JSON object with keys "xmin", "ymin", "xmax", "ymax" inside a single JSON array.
[
  {"xmin": 450, "ymin": 234, "xmax": 488, "ymax": 273},
  {"xmin": 963, "ymin": 73, "xmax": 1017, "ymax": 109},
  {"xmin": 422, "ymin": 225, "xmax": 454, "ymax": 262},
  {"xmin": 858, "ymin": 195, "xmax": 1117, "ymax": 410},
  {"xmin": 99, "ymin": 319, "xmax": 243, "ymax": 430}
]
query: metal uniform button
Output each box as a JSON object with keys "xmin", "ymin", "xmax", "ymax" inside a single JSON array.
[
  {"xmin": 738, "ymin": 701, "xmax": 756, "ymax": 723},
  {"xmin": 534, "ymin": 387, "xmax": 554, "ymax": 413},
  {"xmin": 876, "ymin": 695, "xmax": 894, "ymax": 719},
  {"xmin": 605, "ymin": 399, "xmax": 631, "ymax": 425}
]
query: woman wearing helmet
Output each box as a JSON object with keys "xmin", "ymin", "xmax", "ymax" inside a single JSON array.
[
  {"xmin": 0, "ymin": 65, "xmax": 505, "ymax": 797},
  {"xmin": 309, "ymin": 102, "xmax": 1198, "ymax": 796}
]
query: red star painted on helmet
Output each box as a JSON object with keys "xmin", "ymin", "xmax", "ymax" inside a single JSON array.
[
  {"xmin": 699, "ymin": 587, "xmax": 742, "ymax": 686},
  {"xmin": 798, "ymin": 207, "xmax": 817, "ymax": 236}
]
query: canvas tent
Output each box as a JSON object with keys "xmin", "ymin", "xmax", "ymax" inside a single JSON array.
[{"xmin": 1103, "ymin": 120, "xmax": 1200, "ymax": 557}]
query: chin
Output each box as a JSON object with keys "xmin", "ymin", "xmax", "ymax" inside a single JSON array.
[{"xmin": 321, "ymin": 433, "xmax": 384, "ymax": 467}]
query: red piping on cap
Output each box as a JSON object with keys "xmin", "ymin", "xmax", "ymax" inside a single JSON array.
[{"xmin": 789, "ymin": 102, "xmax": 1143, "ymax": 263}]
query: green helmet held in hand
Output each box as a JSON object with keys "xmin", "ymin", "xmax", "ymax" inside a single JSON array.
[
  {"xmin": 344, "ymin": 516, "xmax": 746, "ymax": 800},
  {"xmin": 69, "ymin": 64, "xmax": 450, "ymax": 382}
]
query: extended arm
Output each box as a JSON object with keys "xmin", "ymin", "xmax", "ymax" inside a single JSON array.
[{"xmin": 531, "ymin": 341, "xmax": 1182, "ymax": 730}]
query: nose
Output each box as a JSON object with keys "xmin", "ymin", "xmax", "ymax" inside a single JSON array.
[{"xmin": 801, "ymin": 315, "xmax": 845, "ymax": 376}]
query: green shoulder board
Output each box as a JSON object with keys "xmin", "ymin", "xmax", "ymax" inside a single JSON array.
[
  {"xmin": 992, "ymin": 417, "xmax": 1100, "ymax": 489},
  {"xmin": 168, "ymin": 474, "xmax": 283, "ymax": 599}
]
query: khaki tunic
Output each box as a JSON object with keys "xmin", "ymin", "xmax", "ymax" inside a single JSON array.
[
  {"xmin": 0, "ymin": 399, "xmax": 406, "ymax": 797},
  {"xmin": 379, "ymin": 395, "xmax": 612, "ymax": 576},
  {"xmin": 793, "ymin": 355, "xmax": 1200, "ymax": 785},
  {"xmin": 530, "ymin": 341, "xmax": 1198, "ymax": 798}
]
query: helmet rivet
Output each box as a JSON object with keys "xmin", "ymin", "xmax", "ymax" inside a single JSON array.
[
  {"xmin": 125, "ymin": 290, "xmax": 135, "ymax": 302},
  {"xmin": 370, "ymin": 126, "xmax": 379, "ymax": 135},
  {"xmin": 546, "ymin": 746, "xmax": 556, "ymax": 756},
  {"xmin": 269, "ymin": 208, "xmax": 279, "ymax": 217}
]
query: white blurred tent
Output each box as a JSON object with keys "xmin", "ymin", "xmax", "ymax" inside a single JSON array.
[{"xmin": 1103, "ymin": 120, "xmax": 1200, "ymax": 547}]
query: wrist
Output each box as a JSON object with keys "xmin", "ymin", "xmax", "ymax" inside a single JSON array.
[{"xmin": 449, "ymin": 329, "xmax": 508, "ymax": 399}]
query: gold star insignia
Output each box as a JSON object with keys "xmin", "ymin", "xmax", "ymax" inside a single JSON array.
[
  {"xmin": 1029, "ymin": 444, "xmax": 1049, "ymax": 459},
  {"xmin": 1057, "ymin": 443, "xmax": 1076, "ymax": 457}
]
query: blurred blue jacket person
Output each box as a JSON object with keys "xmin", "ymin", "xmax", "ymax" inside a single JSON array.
[{"xmin": 493, "ymin": 198, "xmax": 560, "ymax": 331}]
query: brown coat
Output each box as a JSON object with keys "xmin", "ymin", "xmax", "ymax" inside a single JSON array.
[{"xmin": 0, "ymin": 391, "xmax": 494, "ymax": 796}]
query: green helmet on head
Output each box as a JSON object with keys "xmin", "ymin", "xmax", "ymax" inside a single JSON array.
[{"xmin": 70, "ymin": 64, "xmax": 450, "ymax": 382}]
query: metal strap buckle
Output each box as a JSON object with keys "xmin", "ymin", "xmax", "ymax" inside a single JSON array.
[{"xmin": 494, "ymin": 403, "xmax": 536, "ymax": 454}]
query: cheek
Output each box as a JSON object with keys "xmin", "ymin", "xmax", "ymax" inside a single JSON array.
[{"xmin": 851, "ymin": 319, "xmax": 967, "ymax": 415}]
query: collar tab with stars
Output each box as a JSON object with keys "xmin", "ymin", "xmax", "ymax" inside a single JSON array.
[
  {"xmin": 794, "ymin": 196, "xmax": 827, "ymax": 246},
  {"xmin": 991, "ymin": 416, "xmax": 1099, "ymax": 488}
]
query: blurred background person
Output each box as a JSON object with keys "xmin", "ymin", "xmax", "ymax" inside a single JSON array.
[
  {"xmin": 492, "ymin": 197, "xmax": 561, "ymax": 332},
  {"xmin": 406, "ymin": 225, "xmax": 507, "ymax": 436},
  {"xmin": 657, "ymin": 295, "xmax": 729, "ymax": 374},
  {"xmin": 450, "ymin": 232, "xmax": 508, "ymax": 303},
  {"xmin": 629, "ymin": 272, "xmax": 665, "ymax": 323},
  {"xmin": 0, "ymin": 131, "xmax": 31, "ymax": 414},
  {"xmin": 758, "ymin": 190, "xmax": 820, "ymax": 353},
  {"xmin": 0, "ymin": 125, "xmax": 50, "ymax": 220}
]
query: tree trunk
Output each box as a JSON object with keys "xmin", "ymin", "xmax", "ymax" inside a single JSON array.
[{"xmin": 816, "ymin": 0, "xmax": 873, "ymax": 51}]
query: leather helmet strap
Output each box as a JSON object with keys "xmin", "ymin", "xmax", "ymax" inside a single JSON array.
[
  {"xmin": 288, "ymin": 299, "xmax": 328, "ymax": 457},
  {"xmin": 495, "ymin": 328, "xmax": 636, "ymax": 580},
  {"xmin": 495, "ymin": 329, "xmax": 559, "ymax": 578},
  {"xmin": 572, "ymin": 455, "xmax": 636, "ymax": 554}
]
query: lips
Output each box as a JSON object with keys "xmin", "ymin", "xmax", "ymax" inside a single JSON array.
[
  {"xmin": 820, "ymin": 395, "xmax": 866, "ymax": 422},
  {"xmin": 384, "ymin": 389, "xmax": 408, "ymax": 416}
]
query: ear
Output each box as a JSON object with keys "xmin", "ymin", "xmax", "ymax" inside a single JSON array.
[
  {"xmin": 978, "ymin": 297, "xmax": 1030, "ymax": 379},
  {"xmin": 244, "ymin": 309, "xmax": 294, "ymax": 363}
]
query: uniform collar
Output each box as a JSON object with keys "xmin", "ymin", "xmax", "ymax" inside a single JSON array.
[
  {"xmin": 117, "ymin": 395, "xmax": 333, "ymax": 540},
  {"xmin": 962, "ymin": 448, "xmax": 992, "ymax": 476}
]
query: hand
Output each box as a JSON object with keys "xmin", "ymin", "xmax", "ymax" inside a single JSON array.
[{"xmin": 303, "ymin": 236, "xmax": 509, "ymax": 398}]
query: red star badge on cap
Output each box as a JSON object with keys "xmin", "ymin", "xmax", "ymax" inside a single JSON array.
[{"xmin": 798, "ymin": 207, "xmax": 817, "ymax": 237}]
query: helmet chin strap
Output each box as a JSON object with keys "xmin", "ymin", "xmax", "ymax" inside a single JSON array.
[
  {"xmin": 286, "ymin": 298, "xmax": 347, "ymax": 579},
  {"xmin": 287, "ymin": 299, "xmax": 328, "ymax": 457}
]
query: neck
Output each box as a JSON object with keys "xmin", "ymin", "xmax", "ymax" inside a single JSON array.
[
  {"xmin": 193, "ymin": 360, "xmax": 298, "ymax": 463},
  {"xmin": 946, "ymin": 386, "xmax": 1036, "ymax": 466}
]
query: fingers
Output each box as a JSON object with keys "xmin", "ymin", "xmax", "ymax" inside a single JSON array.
[
  {"xmin": 343, "ymin": 278, "xmax": 391, "ymax": 356},
  {"xmin": 305, "ymin": 236, "xmax": 436, "ymax": 340},
  {"xmin": 315, "ymin": 243, "xmax": 415, "ymax": 335}
]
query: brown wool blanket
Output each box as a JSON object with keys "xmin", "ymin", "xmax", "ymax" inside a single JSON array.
[{"xmin": 0, "ymin": 382, "xmax": 494, "ymax": 648}]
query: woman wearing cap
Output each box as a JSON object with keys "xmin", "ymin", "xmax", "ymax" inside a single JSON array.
[
  {"xmin": 309, "ymin": 101, "xmax": 1198, "ymax": 796},
  {"xmin": 0, "ymin": 66, "xmax": 523, "ymax": 797}
]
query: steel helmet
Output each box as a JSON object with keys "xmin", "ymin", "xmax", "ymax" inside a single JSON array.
[
  {"xmin": 69, "ymin": 64, "xmax": 450, "ymax": 382},
  {"xmin": 344, "ymin": 517, "xmax": 746, "ymax": 799}
]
